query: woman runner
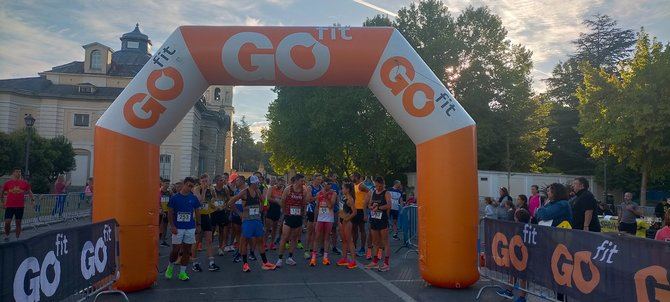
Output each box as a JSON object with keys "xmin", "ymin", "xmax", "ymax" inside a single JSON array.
[
  {"xmin": 265, "ymin": 178, "xmax": 285, "ymax": 250},
  {"xmin": 310, "ymin": 180, "xmax": 337, "ymax": 266},
  {"xmin": 337, "ymin": 182, "xmax": 358, "ymax": 269},
  {"xmin": 365, "ymin": 176, "xmax": 392, "ymax": 272}
]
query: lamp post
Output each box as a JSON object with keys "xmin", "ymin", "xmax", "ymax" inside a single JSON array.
[{"xmin": 24, "ymin": 114, "xmax": 36, "ymax": 180}]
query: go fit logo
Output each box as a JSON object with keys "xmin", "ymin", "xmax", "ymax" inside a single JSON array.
[{"xmin": 122, "ymin": 67, "xmax": 184, "ymax": 129}]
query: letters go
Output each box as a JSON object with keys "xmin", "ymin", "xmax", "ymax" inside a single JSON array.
[
  {"xmin": 380, "ymin": 56, "xmax": 435, "ymax": 117},
  {"xmin": 123, "ymin": 67, "xmax": 184, "ymax": 129},
  {"xmin": 491, "ymin": 232, "xmax": 528, "ymax": 271},
  {"xmin": 551, "ymin": 244, "xmax": 600, "ymax": 294}
]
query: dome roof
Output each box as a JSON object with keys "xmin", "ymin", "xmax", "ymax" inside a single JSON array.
[{"xmin": 121, "ymin": 23, "xmax": 150, "ymax": 43}]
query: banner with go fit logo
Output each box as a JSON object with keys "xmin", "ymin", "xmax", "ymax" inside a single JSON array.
[
  {"xmin": 0, "ymin": 219, "xmax": 118, "ymax": 302},
  {"xmin": 482, "ymin": 218, "xmax": 670, "ymax": 302}
]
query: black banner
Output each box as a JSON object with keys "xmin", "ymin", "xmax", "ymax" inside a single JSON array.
[
  {"xmin": 0, "ymin": 219, "xmax": 118, "ymax": 302},
  {"xmin": 482, "ymin": 218, "xmax": 670, "ymax": 302}
]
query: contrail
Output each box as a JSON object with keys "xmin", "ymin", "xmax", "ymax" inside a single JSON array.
[{"xmin": 352, "ymin": 0, "xmax": 398, "ymax": 17}]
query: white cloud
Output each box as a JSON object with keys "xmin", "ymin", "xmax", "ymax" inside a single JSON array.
[{"xmin": 244, "ymin": 16, "xmax": 264, "ymax": 26}]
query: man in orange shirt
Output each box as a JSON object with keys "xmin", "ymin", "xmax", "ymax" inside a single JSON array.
[{"xmin": 1, "ymin": 169, "xmax": 35, "ymax": 241}]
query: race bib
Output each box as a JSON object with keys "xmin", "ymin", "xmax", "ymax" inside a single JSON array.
[
  {"xmin": 319, "ymin": 207, "xmax": 329, "ymax": 215},
  {"xmin": 177, "ymin": 212, "xmax": 192, "ymax": 222},
  {"xmin": 290, "ymin": 206, "xmax": 302, "ymax": 215},
  {"xmin": 249, "ymin": 206, "xmax": 260, "ymax": 216},
  {"xmin": 371, "ymin": 211, "xmax": 383, "ymax": 220},
  {"xmin": 214, "ymin": 200, "xmax": 224, "ymax": 207},
  {"xmin": 201, "ymin": 203, "xmax": 209, "ymax": 210}
]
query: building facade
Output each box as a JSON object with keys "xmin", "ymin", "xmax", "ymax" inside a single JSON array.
[{"xmin": 0, "ymin": 25, "xmax": 234, "ymax": 186}]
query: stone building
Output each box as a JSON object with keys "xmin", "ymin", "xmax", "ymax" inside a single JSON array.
[{"xmin": 0, "ymin": 25, "xmax": 234, "ymax": 186}]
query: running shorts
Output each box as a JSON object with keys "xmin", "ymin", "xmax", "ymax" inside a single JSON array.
[
  {"xmin": 315, "ymin": 221, "xmax": 334, "ymax": 233},
  {"xmin": 267, "ymin": 203, "xmax": 281, "ymax": 222},
  {"xmin": 284, "ymin": 215, "xmax": 303, "ymax": 229},
  {"xmin": 4, "ymin": 207, "xmax": 24, "ymax": 220},
  {"xmin": 351, "ymin": 210, "xmax": 365, "ymax": 225},
  {"xmin": 390, "ymin": 209, "xmax": 399, "ymax": 221},
  {"xmin": 211, "ymin": 210, "xmax": 230, "ymax": 227},
  {"xmin": 370, "ymin": 217, "xmax": 389, "ymax": 231},
  {"xmin": 172, "ymin": 228, "xmax": 196, "ymax": 245},
  {"xmin": 200, "ymin": 214, "xmax": 213, "ymax": 232},
  {"xmin": 242, "ymin": 219, "xmax": 264, "ymax": 238}
]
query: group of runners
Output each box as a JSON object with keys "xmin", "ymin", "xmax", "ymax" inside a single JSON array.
[{"xmin": 160, "ymin": 171, "xmax": 406, "ymax": 281}]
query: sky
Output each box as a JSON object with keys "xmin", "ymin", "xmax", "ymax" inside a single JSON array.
[{"xmin": 1, "ymin": 0, "xmax": 669, "ymax": 140}]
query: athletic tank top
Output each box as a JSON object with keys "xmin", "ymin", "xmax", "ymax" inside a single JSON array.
[
  {"xmin": 354, "ymin": 183, "xmax": 367, "ymax": 210},
  {"xmin": 370, "ymin": 189, "xmax": 388, "ymax": 222},
  {"xmin": 307, "ymin": 184, "xmax": 322, "ymax": 213},
  {"xmin": 197, "ymin": 186, "xmax": 214, "ymax": 215},
  {"xmin": 213, "ymin": 187, "xmax": 230, "ymax": 212},
  {"xmin": 316, "ymin": 190, "xmax": 335, "ymax": 222},
  {"xmin": 270, "ymin": 186, "xmax": 283, "ymax": 204},
  {"xmin": 243, "ymin": 189, "xmax": 262, "ymax": 221},
  {"xmin": 284, "ymin": 186, "xmax": 305, "ymax": 216}
]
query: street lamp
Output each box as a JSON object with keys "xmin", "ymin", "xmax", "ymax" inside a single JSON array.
[{"xmin": 24, "ymin": 114, "xmax": 35, "ymax": 180}]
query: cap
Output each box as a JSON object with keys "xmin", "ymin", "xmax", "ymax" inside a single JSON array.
[{"xmin": 249, "ymin": 175, "xmax": 260, "ymax": 184}]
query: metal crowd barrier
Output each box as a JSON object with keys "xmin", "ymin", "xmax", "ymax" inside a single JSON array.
[
  {"xmin": 395, "ymin": 205, "xmax": 418, "ymax": 257},
  {"xmin": 476, "ymin": 219, "xmax": 561, "ymax": 302},
  {"xmin": 1, "ymin": 192, "xmax": 92, "ymax": 231}
]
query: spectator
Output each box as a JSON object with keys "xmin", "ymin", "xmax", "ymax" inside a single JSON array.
[
  {"xmin": 1, "ymin": 168, "xmax": 35, "ymax": 241},
  {"xmin": 654, "ymin": 210, "xmax": 670, "ymax": 242},
  {"xmin": 516, "ymin": 195, "xmax": 529, "ymax": 211},
  {"xmin": 501, "ymin": 199, "xmax": 516, "ymax": 221},
  {"xmin": 596, "ymin": 202, "xmax": 615, "ymax": 216},
  {"xmin": 484, "ymin": 197, "xmax": 496, "ymax": 218},
  {"xmin": 618, "ymin": 192, "xmax": 643, "ymax": 235},
  {"xmin": 571, "ymin": 177, "xmax": 601, "ymax": 232},
  {"xmin": 528, "ymin": 185, "xmax": 542, "ymax": 218},
  {"xmin": 84, "ymin": 177, "xmax": 93, "ymax": 204},
  {"xmin": 497, "ymin": 187, "xmax": 512, "ymax": 219},
  {"xmin": 52, "ymin": 175, "xmax": 70, "ymax": 217},
  {"xmin": 535, "ymin": 183, "xmax": 573, "ymax": 228},
  {"xmin": 655, "ymin": 198, "xmax": 670, "ymax": 219}
]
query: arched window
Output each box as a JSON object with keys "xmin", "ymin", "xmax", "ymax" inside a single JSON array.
[
  {"xmin": 90, "ymin": 50, "xmax": 102, "ymax": 70},
  {"xmin": 214, "ymin": 88, "xmax": 221, "ymax": 101}
]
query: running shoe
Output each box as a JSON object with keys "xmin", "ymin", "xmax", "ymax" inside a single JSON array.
[
  {"xmin": 297, "ymin": 241, "xmax": 304, "ymax": 249},
  {"xmin": 160, "ymin": 241, "xmax": 170, "ymax": 247},
  {"xmin": 275, "ymin": 259, "xmax": 283, "ymax": 268},
  {"xmin": 336, "ymin": 258, "xmax": 349, "ymax": 266},
  {"xmin": 218, "ymin": 248, "xmax": 225, "ymax": 256},
  {"xmin": 392, "ymin": 233, "xmax": 399, "ymax": 240},
  {"xmin": 309, "ymin": 257, "xmax": 317, "ymax": 266},
  {"xmin": 322, "ymin": 258, "xmax": 331, "ymax": 266},
  {"xmin": 208, "ymin": 263, "xmax": 220, "ymax": 272},
  {"xmin": 286, "ymin": 257, "xmax": 297, "ymax": 266},
  {"xmin": 262, "ymin": 262, "xmax": 277, "ymax": 270},
  {"xmin": 304, "ymin": 251, "xmax": 311, "ymax": 259},
  {"xmin": 365, "ymin": 249, "xmax": 372, "ymax": 260},
  {"xmin": 233, "ymin": 254, "xmax": 242, "ymax": 263},
  {"xmin": 178, "ymin": 272, "xmax": 190, "ymax": 281},
  {"xmin": 165, "ymin": 265, "xmax": 174, "ymax": 279},
  {"xmin": 356, "ymin": 247, "xmax": 365, "ymax": 257},
  {"xmin": 332, "ymin": 247, "xmax": 341, "ymax": 255},
  {"xmin": 364, "ymin": 261, "xmax": 379, "ymax": 269},
  {"xmin": 249, "ymin": 253, "xmax": 257, "ymax": 261},
  {"xmin": 223, "ymin": 245, "xmax": 235, "ymax": 252},
  {"xmin": 242, "ymin": 263, "xmax": 251, "ymax": 272},
  {"xmin": 496, "ymin": 289, "xmax": 514, "ymax": 299},
  {"xmin": 378, "ymin": 263, "xmax": 390, "ymax": 272},
  {"xmin": 347, "ymin": 261, "xmax": 358, "ymax": 269},
  {"xmin": 376, "ymin": 249, "xmax": 382, "ymax": 260}
]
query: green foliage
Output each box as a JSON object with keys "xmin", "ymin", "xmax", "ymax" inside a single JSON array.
[
  {"xmin": 232, "ymin": 118, "xmax": 273, "ymax": 173},
  {"xmin": 0, "ymin": 130, "xmax": 75, "ymax": 193},
  {"xmin": 577, "ymin": 30, "xmax": 670, "ymax": 203}
]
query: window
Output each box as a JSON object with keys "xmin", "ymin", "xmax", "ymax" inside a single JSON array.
[
  {"xmin": 73, "ymin": 114, "xmax": 90, "ymax": 127},
  {"xmin": 127, "ymin": 41, "xmax": 139, "ymax": 49},
  {"xmin": 90, "ymin": 50, "xmax": 101, "ymax": 70},
  {"xmin": 77, "ymin": 85, "xmax": 94, "ymax": 93},
  {"xmin": 214, "ymin": 88, "xmax": 221, "ymax": 101},
  {"xmin": 159, "ymin": 154, "xmax": 172, "ymax": 181}
]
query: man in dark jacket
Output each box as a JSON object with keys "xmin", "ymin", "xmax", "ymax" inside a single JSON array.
[{"xmin": 571, "ymin": 177, "xmax": 601, "ymax": 232}]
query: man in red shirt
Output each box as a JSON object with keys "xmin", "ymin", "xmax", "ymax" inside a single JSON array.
[{"xmin": 1, "ymin": 169, "xmax": 35, "ymax": 241}]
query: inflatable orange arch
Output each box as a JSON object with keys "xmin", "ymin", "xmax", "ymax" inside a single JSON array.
[{"xmin": 93, "ymin": 26, "xmax": 479, "ymax": 291}]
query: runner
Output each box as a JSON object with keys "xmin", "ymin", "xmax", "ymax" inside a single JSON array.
[
  {"xmin": 310, "ymin": 180, "xmax": 337, "ymax": 266},
  {"xmin": 337, "ymin": 182, "xmax": 358, "ymax": 268},
  {"xmin": 227, "ymin": 176, "xmax": 247, "ymax": 263},
  {"xmin": 165, "ymin": 177, "xmax": 200, "ymax": 281},
  {"xmin": 305, "ymin": 174, "xmax": 323, "ymax": 259},
  {"xmin": 265, "ymin": 178, "xmax": 285, "ymax": 250},
  {"xmin": 365, "ymin": 176, "xmax": 392, "ymax": 272},
  {"xmin": 230, "ymin": 175, "xmax": 277, "ymax": 272},
  {"xmin": 159, "ymin": 178, "xmax": 172, "ymax": 247},
  {"xmin": 1, "ymin": 169, "xmax": 35, "ymax": 241},
  {"xmin": 350, "ymin": 172, "xmax": 370, "ymax": 257},
  {"xmin": 212, "ymin": 174, "xmax": 233, "ymax": 255},
  {"xmin": 276, "ymin": 174, "xmax": 310, "ymax": 267},
  {"xmin": 192, "ymin": 173, "xmax": 220, "ymax": 272},
  {"xmin": 328, "ymin": 173, "xmax": 342, "ymax": 256},
  {"xmin": 388, "ymin": 180, "xmax": 404, "ymax": 240}
]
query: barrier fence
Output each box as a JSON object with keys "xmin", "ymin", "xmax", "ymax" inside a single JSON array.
[
  {"xmin": 477, "ymin": 218, "xmax": 670, "ymax": 302},
  {"xmin": 0, "ymin": 219, "xmax": 123, "ymax": 302},
  {"xmin": 396, "ymin": 205, "xmax": 419, "ymax": 257},
  {"xmin": 1, "ymin": 193, "xmax": 92, "ymax": 231}
]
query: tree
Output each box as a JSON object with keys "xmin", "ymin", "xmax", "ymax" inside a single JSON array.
[
  {"xmin": 0, "ymin": 130, "xmax": 75, "ymax": 193},
  {"xmin": 577, "ymin": 31, "xmax": 670, "ymax": 204},
  {"xmin": 544, "ymin": 14, "xmax": 637, "ymax": 175},
  {"xmin": 232, "ymin": 118, "xmax": 273, "ymax": 173}
]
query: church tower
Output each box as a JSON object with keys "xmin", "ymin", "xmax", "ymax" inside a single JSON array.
[{"xmin": 202, "ymin": 85, "xmax": 235, "ymax": 172}]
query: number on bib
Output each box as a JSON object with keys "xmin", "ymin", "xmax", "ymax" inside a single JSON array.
[
  {"xmin": 249, "ymin": 206, "xmax": 260, "ymax": 216},
  {"xmin": 215, "ymin": 200, "xmax": 224, "ymax": 207},
  {"xmin": 290, "ymin": 206, "xmax": 301, "ymax": 215},
  {"xmin": 319, "ymin": 207, "xmax": 329, "ymax": 215},
  {"xmin": 371, "ymin": 211, "xmax": 383, "ymax": 220},
  {"xmin": 177, "ymin": 212, "xmax": 192, "ymax": 222}
]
